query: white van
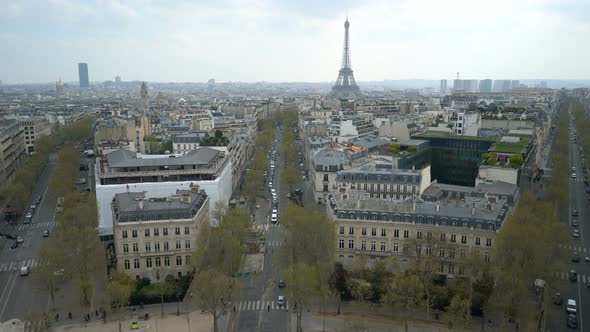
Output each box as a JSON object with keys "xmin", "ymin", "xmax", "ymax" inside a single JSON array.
[{"xmin": 566, "ymin": 299, "xmax": 577, "ymax": 314}]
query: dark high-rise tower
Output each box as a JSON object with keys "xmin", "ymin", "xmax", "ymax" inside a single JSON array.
[
  {"xmin": 331, "ymin": 18, "xmax": 360, "ymax": 97},
  {"xmin": 78, "ymin": 63, "xmax": 89, "ymax": 88}
]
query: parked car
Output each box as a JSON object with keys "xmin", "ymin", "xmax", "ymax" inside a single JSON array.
[
  {"xmin": 278, "ymin": 280, "xmax": 286, "ymax": 288},
  {"xmin": 569, "ymin": 270, "xmax": 578, "ymax": 282},
  {"xmin": 573, "ymin": 230, "xmax": 580, "ymax": 238},
  {"xmin": 552, "ymin": 293, "xmax": 563, "ymax": 305},
  {"xmin": 42, "ymin": 230, "xmax": 49, "ymax": 237},
  {"xmin": 572, "ymin": 220, "xmax": 579, "ymax": 227},
  {"xmin": 16, "ymin": 236, "xmax": 24, "ymax": 244},
  {"xmin": 572, "ymin": 254, "xmax": 581, "ymax": 262},
  {"xmin": 572, "ymin": 210, "xmax": 579, "ymax": 217},
  {"xmin": 567, "ymin": 314, "xmax": 578, "ymax": 328},
  {"xmin": 566, "ymin": 299, "xmax": 577, "ymax": 314},
  {"xmin": 277, "ymin": 296, "xmax": 285, "ymax": 306}
]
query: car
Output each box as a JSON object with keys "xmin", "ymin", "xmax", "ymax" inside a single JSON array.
[
  {"xmin": 585, "ymin": 257, "xmax": 590, "ymax": 262},
  {"xmin": 572, "ymin": 167, "xmax": 577, "ymax": 172},
  {"xmin": 30, "ymin": 204, "xmax": 36, "ymax": 211},
  {"xmin": 567, "ymin": 314, "xmax": 578, "ymax": 328},
  {"xmin": 23, "ymin": 217, "xmax": 31, "ymax": 224},
  {"xmin": 572, "ymin": 220, "xmax": 579, "ymax": 227},
  {"xmin": 573, "ymin": 230, "xmax": 580, "ymax": 238},
  {"xmin": 569, "ymin": 270, "xmax": 578, "ymax": 282},
  {"xmin": 25, "ymin": 212, "xmax": 32, "ymax": 219},
  {"xmin": 572, "ymin": 210, "xmax": 579, "ymax": 217},
  {"xmin": 42, "ymin": 230, "xmax": 49, "ymax": 237},
  {"xmin": 572, "ymin": 254, "xmax": 580, "ymax": 262},
  {"xmin": 278, "ymin": 280, "xmax": 286, "ymax": 288},
  {"xmin": 572, "ymin": 173, "xmax": 577, "ymax": 179},
  {"xmin": 35, "ymin": 195, "xmax": 42, "ymax": 204},
  {"xmin": 268, "ymin": 182, "xmax": 273, "ymax": 188},
  {"xmin": 19, "ymin": 266, "xmax": 30, "ymax": 276},
  {"xmin": 566, "ymin": 299, "xmax": 577, "ymax": 314},
  {"xmin": 271, "ymin": 215, "xmax": 278, "ymax": 224},
  {"xmin": 277, "ymin": 295, "xmax": 285, "ymax": 306},
  {"xmin": 270, "ymin": 188, "xmax": 276, "ymax": 194},
  {"xmin": 10, "ymin": 241, "xmax": 18, "ymax": 249},
  {"xmin": 131, "ymin": 321, "xmax": 139, "ymax": 330},
  {"xmin": 552, "ymin": 293, "xmax": 563, "ymax": 305},
  {"xmin": 16, "ymin": 236, "xmax": 24, "ymax": 244}
]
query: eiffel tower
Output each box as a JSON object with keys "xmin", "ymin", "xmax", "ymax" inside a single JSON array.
[{"xmin": 331, "ymin": 17, "xmax": 361, "ymax": 97}]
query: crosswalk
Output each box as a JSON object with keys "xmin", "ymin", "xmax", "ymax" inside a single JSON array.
[
  {"xmin": 235, "ymin": 299, "xmax": 289, "ymax": 311},
  {"xmin": 266, "ymin": 241, "xmax": 284, "ymax": 248},
  {"xmin": 0, "ymin": 258, "xmax": 40, "ymax": 272},
  {"xmin": 553, "ymin": 271, "xmax": 590, "ymax": 283},
  {"xmin": 17, "ymin": 221, "xmax": 56, "ymax": 231},
  {"xmin": 24, "ymin": 320, "xmax": 45, "ymax": 332},
  {"xmin": 559, "ymin": 244, "xmax": 589, "ymax": 254}
]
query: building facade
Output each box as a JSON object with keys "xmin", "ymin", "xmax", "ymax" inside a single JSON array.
[
  {"xmin": 112, "ymin": 185, "xmax": 210, "ymax": 281},
  {"xmin": 78, "ymin": 63, "xmax": 89, "ymax": 88},
  {"xmin": 0, "ymin": 120, "xmax": 26, "ymax": 185},
  {"xmin": 18, "ymin": 118, "xmax": 52, "ymax": 154}
]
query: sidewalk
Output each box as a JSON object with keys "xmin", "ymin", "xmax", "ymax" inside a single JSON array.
[{"xmin": 54, "ymin": 310, "xmax": 212, "ymax": 332}]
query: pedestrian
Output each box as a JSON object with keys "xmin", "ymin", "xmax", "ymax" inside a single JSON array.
[
  {"xmin": 267, "ymin": 305, "xmax": 270, "ymax": 312},
  {"xmin": 68, "ymin": 312, "xmax": 72, "ymax": 319},
  {"xmin": 95, "ymin": 310, "xmax": 99, "ymax": 317},
  {"xmin": 233, "ymin": 306, "xmax": 236, "ymax": 312},
  {"xmin": 55, "ymin": 313, "xmax": 59, "ymax": 322}
]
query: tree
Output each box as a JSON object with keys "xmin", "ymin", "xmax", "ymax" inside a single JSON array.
[
  {"xmin": 509, "ymin": 154, "xmax": 524, "ymax": 168},
  {"xmin": 281, "ymin": 166, "xmax": 299, "ymax": 192},
  {"xmin": 192, "ymin": 269, "xmax": 236, "ymax": 332},
  {"xmin": 382, "ymin": 272, "xmax": 423, "ymax": 332},
  {"xmin": 328, "ymin": 262, "xmax": 349, "ymax": 314},
  {"xmin": 284, "ymin": 263, "xmax": 320, "ymax": 332},
  {"xmin": 446, "ymin": 295, "xmax": 470, "ymax": 331},
  {"xmin": 29, "ymin": 239, "xmax": 64, "ymax": 309},
  {"xmin": 388, "ymin": 144, "xmax": 401, "ymax": 154},
  {"xmin": 107, "ymin": 271, "xmax": 135, "ymax": 332}
]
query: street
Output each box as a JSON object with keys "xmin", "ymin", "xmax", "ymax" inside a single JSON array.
[
  {"xmin": 0, "ymin": 153, "xmax": 59, "ymax": 331},
  {"xmin": 546, "ymin": 104, "xmax": 590, "ymax": 331}
]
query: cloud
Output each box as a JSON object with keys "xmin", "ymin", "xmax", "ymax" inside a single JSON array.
[{"xmin": 0, "ymin": 0, "xmax": 589, "ymax": 83}]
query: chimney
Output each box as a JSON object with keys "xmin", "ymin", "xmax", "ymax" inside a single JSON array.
[
  {"xmin": 138, "ymin": 198, "xmax": 144, "ymax": 210},
  {"xmin": 435, "ymin": 203, "xmax": 440, "ymax": 212},
  {"xmin": 471, "ymin": 202, "xmax": 476, "ymax": 215}
]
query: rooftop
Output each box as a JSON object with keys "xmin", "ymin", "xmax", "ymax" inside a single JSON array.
[
  {"xmin": 414, "ymin": 131, "xmax": 496, "ymax": 142},
  {"xmin": 106, "ymin": 147, "xmax": 220, "ymax": 168},
  {"xmin": 491, "ymin": 136, "xmax": 530, "ymax": 154}
]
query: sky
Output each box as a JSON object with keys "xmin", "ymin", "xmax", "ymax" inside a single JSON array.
[{"xmin": 1, "ymin": 0, "xmax": 589, "ymax": 84}]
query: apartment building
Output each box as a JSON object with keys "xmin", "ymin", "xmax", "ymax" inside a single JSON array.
[
  {"xmin": 18, "ymin": 117, "xmax": 52, "ymax": 154},
  {"xmin": 96, "ymin": 147, "xmax": 232, "ymax": 240},
  {"xmin": 112, "ymin": 184, "xmax": 210, "ymax": 281},
  {"xmin": 0, "ymin": 120, "xmax": 26, "ymax": 185},
  {"xmin": 328, "ymin": 180, "xmax": 517, "ymax": 275}
]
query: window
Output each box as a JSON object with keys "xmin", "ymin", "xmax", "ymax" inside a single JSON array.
[
  {"xmin": 132, "ymin": 230, "xmax": 138, "ymax": 238},
  {"xmin": 132, "ymin": 243, "xmax": 138, "ymax": 253},
  {"xmin": 370, "ymin": 241, "xmax": 376, "ymax": 252},
  {"xmin": 361, "ymin": 241, "xmax": 366, "ymax": 251},
  {"xmin": 486, "ymin": 238, "xmax": 492, "ymax": 247},
  {"xmin": 323, "ymin": 184, "xmax": 329, "ymax": 192},
  {"xmin": 426, "ymin": 246, "xmax": 432, "ymax": 255},
  {"xmin": 185, "ymin": 240, "xmax": 191, "ymax": 249},
  {"xmin": 145, "ymin": 229, "xmax": 150, "ymax": 237},
  {"xmin": 154, "ymin": 228, "xmax": 159, "ymax": 236},
  {"xmin": 449, "ymin": 249, "xmax": 455, "ymax": 259},
  {"xmin": 349, "ymin": 227, "xmax": 354, "ymax": 235},
  {"xmin": 339, "ymin": 227, "xmax": 344, "ymax": 235},
  {"xmin": 123, "ymin": 244, "xmax": 129, "ymax": 253},
  {"xmin": 461, "ymin": 235, "xmax": 467, "ymax": 244},
  {"xmin": 460, "ymin": 250, "xmax": 466, "ymax": 260},
  {"xmin": 124, "ymin": 260, "xmax": 130, "ymax": 270},
  {"xmin": 416, "ymin": 245, "xmax": 422, "ymax": 255},
  {"xmin": 450, "ymin": 234, "xmax": 456, "ymax": 243},
  {"xmin": 163, "ymin": 228, "xmax": 168, "ymax": 236},
  {"xmin": 439, "ymin": 249, "xmax": 445, "ymax": 257},
  {"xmin": 323, "ymin": 174, "xmax": 328, "ymax": 181},
  {"xmin": 146, "ymin": 258, "xmax": 153, "ymax": 268},
  {"xmin": 348, "ymin": 240, "xmax": 354, "ymax": 249},
  {"xmin": 393, "ymin": 243, "xmax": 399, "ymax": 252},
  {"xmin": 185, "ymin": 227, "xmax": 190, "ymax": 235},
  {"xmin": 363, "ymin": 183, "xmax": 367, "ymax": 190},
  {"xmin": 175, "ymin": 227, "xmax": 181, "ymax": 235},
  {"xmin": 475, "ymin": 237, "xmax": 481, "ymax": 246},
  {"xmin": 427, "ymin": 232, "xmax": 432, "ymax": 240},
  {"xmin": 417, "ymin": 231, "xmax": 423, "ymax": 239},
  {"xmin": 440, "ymin": 233, "xmax": 446, "ymax": 241},
  {"xmin": 402, "ymin": 244, "xmax": 408, "ymax": 253},
  {"xmin": 394, "ymin": 229, "xmax": 399, "ymax": 238},
  {"xmin": 381, "ymin": 229, "xmax": 386, "ymax": 237},
  {"xmin": 164, "ymin": 256, "xmax": 170, "ymax": 266},
  {"xmin": 338, "ymin": 239, "xmax": 344, "ymax": 249},
  {"xmin": 448, "ymin": 264, "xmax": 455, "ymax": 274},
  {"xmin": 145, "ymin": 242, "xmax": 151, "ymax": 253},
  {"xmin": 361, "ymin": 227, "xmax": 367, "ymax": 235},
  {"xmin": 154, "ymin": 242, "xmax": 160, "ymax": 252},
  {"xmin": 186, "ymin": 255, "xmax": 191, "ymax": 265},
  {"xmin": 371, "ymin": 228, "xmax": 377, "ymax": 236},
  {"xmin": 380, "ymin": 242, "xmax": 386, "ymax": 252},
  {"xmin": 122, "ymin": 230, "xmax": 128, "ymax": 239},
  {"xmin": 403, "ymin": 230, "xmax": 409, "ymax": 238},
  {"xmin": 164, "ymin": 242, "xmax": 169, "ymax": 251},
  {"xmin": 484, "ymin": 252, "xmax": 490, "ymax": 262},
  {"xmin": 133, "ymin": 259, "xmax": 140, "ymax": 269},
  {"xmin": 176, "ymin": 256, "xmax": 182, "ymax": 266},
  {"xmin": 155, "ymin": 257, "xmax": 161, "ymax": 267},
  {"xmin": 176, "ymin": 240, "xmax": 182, "ymax": 249}
]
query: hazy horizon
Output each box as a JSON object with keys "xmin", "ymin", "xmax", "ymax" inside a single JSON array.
[{"xmin": 2, "ymin": 0, "xmax": 589, "ymax": 84}]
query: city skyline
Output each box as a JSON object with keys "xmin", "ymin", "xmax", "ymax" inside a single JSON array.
[{"xmin": 1, "ymin": 0, "xmax": 590, "ymax": 84}]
